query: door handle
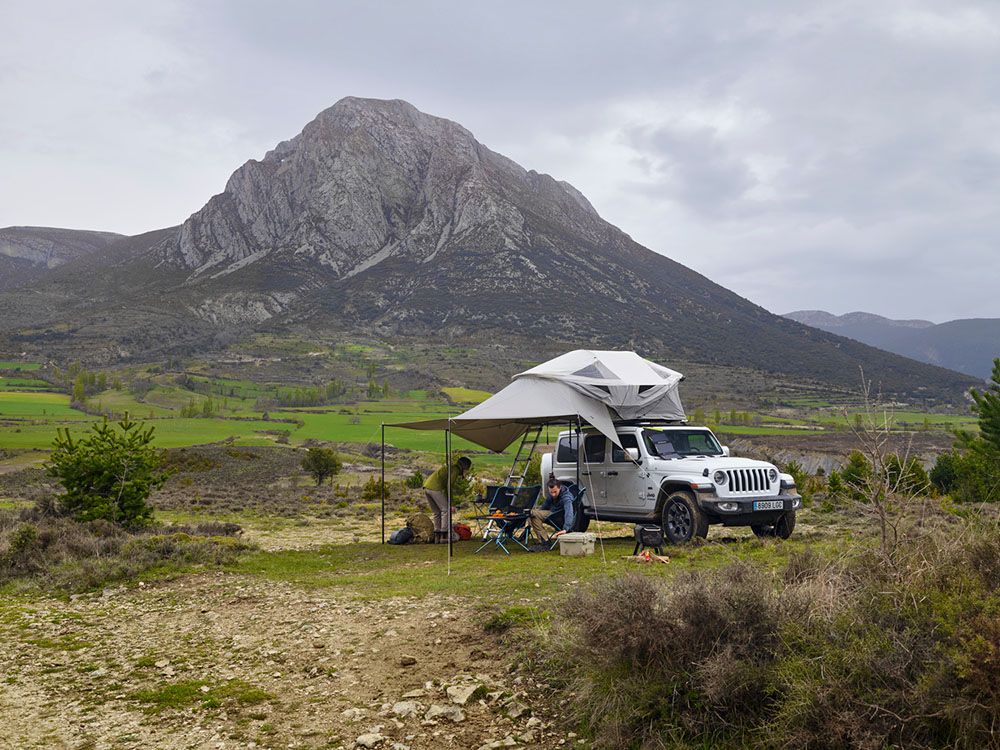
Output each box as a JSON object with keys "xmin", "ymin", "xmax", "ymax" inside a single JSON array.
[
  {"xmin": 581, "ymin": 471, "xmax": 591, "ymax": 476},
  {"xmin": 606, "ymin": 471, "xmax": 619, "ymax": 476}
]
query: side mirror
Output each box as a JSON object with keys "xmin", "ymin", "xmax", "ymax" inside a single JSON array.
[
  {"xmin": 722, "ymin": 446, "xmax": 730, "ymax": 457},
  {"xmin": 625, "ymin": 447, "xmax": 641, "ymax": 462}
]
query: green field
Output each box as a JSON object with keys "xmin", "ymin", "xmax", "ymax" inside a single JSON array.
[
  {"xmin": 0, "ymin": 377, "xmax": 52, "ymax": 390},
  {"xmin": 0, "ymin": 361, "xmax": 42, "ymax": 371},
  {"xmin": 0, "ymin": 387, "xmax": 507, "ymax": 460},
  {"xmin": 442, "ymin": 386, "xmax": 492, "ymax": 404},
  {"xmin": 0, "ymin": 372, "xmax": 976, "ymax": 463},
  {"xmin": 0, "ymin": 391, "xmax": 90, "ymax": 419}
]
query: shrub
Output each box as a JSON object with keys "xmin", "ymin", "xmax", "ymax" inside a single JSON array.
[
  {"xmin": 300, "ymin": 447, "xmax": 341, "ymax": 486},
  {"xmin": 931, "ymin": 359, "xmax": 1000, "ymax": 503},
  {"xmin": 0, "ymin": 513, "xmax": 252, "ymax": 592},
  {"xmin": 404, "ymin": 469, "xmax": 425, "ymax": 489},
  {"xmin": 47, "ymin": 414, "xmax": 165, "ymax": 525},
  {"xmin": 525, "ymin": 451, "xmax": 542, "ymax": 485},
  {"xmin": 544, "ymin": 527, "xmax": 1000, "ymax": 749},
  {"xmin": 930, "ymin": 446, "xmax": 1000, "ymax": 503},
  {"xmin": 2, "ymin": 523, "xmax": 40, "ymax": 573},
  {"xmin": 930, "ymin": 451, "xmax": 960, "ymax": 495},
  {"xmin": 783, "ymin": 460, "xmax": 826, "ymax": 505},
  {"xmin": 361, "ymin": 475, "xmax": 389, "ymax": 502}
]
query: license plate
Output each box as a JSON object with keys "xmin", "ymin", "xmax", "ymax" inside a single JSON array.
[{"xmin": 753, "ymin": 500, "xmax": 784, "ymax": 511}]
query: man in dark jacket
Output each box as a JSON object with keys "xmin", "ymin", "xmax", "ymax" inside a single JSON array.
[{"xmin": 529, "ymin": 477, "xmax": 575, "ymax": 542}]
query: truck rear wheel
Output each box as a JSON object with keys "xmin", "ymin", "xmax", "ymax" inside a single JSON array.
[
  {"xmin": 751, "ymin": 511, "xmax": 796, "ymax": 540},
  {"xmin": 661, "ymin": 491, "xmax": 708, "ymax": 544}
]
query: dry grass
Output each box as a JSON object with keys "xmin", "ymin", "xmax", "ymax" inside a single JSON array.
[
  {"xmin": 542, "ymin": 519, "xmax": 1000, "ymax": 749},
  {"xmin": 0, "ymin": 511, "xmax": 254, "ymax": 592}
]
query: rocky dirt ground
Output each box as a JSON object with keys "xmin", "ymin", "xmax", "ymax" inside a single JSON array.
[{"xmin": 0, "ymin": 568, "xmax": 573, "ymax": 750}]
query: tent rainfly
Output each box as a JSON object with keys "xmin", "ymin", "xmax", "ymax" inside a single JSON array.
[{"xmin": 392, "ymin": 350, "xmax": 686, "ymax": 452}]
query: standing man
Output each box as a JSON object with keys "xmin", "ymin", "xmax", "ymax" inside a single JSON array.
[
  {"xmin": 529, "ymin": 477, "xmax": 576, "ymax": 544},
  {"xmin": 423, "ymin": 456, "xmax": 471, "ymax": 543}
]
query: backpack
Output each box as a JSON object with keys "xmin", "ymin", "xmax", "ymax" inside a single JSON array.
[
  {"xmin": 405, "ymin": 513, "xmax": 435, "ymax": 544},
  {"xmin": 388, "ymin": 527, "xmax": 414, "ymax": 545},
  {"xmin": 453, "ymin": 523, "xmax": 472, "ymax": 541}
]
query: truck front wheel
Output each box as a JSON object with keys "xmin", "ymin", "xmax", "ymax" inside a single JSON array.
[
  {"xmin": 751, "ymin": 511, "xmax": 796, "ymax": 540},
  {"xmin": 661, "ymin": 491, "xmax": 708, "ymax": 544}
]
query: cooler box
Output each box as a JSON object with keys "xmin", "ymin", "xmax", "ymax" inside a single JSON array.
[{"xmin": 558, "ymin": 532, "xmax": 596, "ymax": 557}]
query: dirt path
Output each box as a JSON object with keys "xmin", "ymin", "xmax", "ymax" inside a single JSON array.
[{"xmin": 0, "ymin": 573, "xmax": 570, "ymax": 750}]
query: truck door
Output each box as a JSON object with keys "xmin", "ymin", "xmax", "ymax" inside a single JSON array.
[
  {"xmin": 607, "ymin": 433, "xmax": 651, "ymax": 510},
  {"xmin": 578, "ymin": 434, "xmax": 613, "ymax": 509}
]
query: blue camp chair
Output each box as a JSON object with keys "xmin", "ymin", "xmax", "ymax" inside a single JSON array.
[
  {"xmin": 474, "ymin": 484, "xmax": 540, "ymax": 554},
  {"xmin": 474, "ymin": 485, "xmax": 514, "ymax": 539}
]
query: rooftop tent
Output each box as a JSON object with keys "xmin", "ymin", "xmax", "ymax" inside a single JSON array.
[
  {"xmin": 515, "ymin": 350, "xmax": 685, "ymax": 422},
  {"xmin": 391, "ymin": 350, "xmax": 685, "ymax": 454}
]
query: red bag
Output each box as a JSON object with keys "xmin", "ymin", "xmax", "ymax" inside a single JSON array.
[{"xmin": 453, "ymin": 523, "xmax": 472, "ymax": 541}]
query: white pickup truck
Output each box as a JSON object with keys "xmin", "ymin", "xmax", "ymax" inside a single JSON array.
[{"xmin": 541, "ymin": 424, "xmax": 801, "ymax": 543}]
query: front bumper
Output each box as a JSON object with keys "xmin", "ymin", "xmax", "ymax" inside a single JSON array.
[{"xmin": 697, "ymin": 491, "xmax": 802, "ymax": 525}]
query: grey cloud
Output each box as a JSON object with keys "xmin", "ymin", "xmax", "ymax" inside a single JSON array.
[{"xmin": 1, "ymin": 0, "xmax": 998, "ymax": 321}]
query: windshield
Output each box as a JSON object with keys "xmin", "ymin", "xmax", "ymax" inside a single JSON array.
[{"xmin": 643, "ymin": 429, "xmax": 723, "ymax": 458}]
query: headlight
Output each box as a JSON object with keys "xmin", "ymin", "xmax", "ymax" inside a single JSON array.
[
  {"xmin": 768, "ymin": 468, "xmax": 778, "ymax": 482},
  {"xmin": 713, "ymin": 470, "xmax": 727, "ymax": 485},
  {"xmin": 717, "ymin": 502, "xmax": 739, "ymax": 512}
]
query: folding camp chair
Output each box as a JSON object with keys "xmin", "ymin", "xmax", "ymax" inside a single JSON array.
[
  {"xmin": 473, "ymin": 485, "xmax": 514, "ymax": 539},
  {"xmin": 474, "ymin": 484, "xmax": 540, "ymax": 554}
]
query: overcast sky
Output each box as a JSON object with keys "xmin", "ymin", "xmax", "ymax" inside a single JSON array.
[{"xmin": 2, "ymin": 1, "xmax": 998, "ymax": 322}]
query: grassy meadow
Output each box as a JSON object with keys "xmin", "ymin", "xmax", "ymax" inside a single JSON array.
[{"xmin": 0, "ymin": 358, "xmax": 977, "ymax": 466}]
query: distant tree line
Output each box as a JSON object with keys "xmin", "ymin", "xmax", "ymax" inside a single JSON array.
[{"xmin": 45, "ymin": 362, "xmax": 121, "ymax": 405}]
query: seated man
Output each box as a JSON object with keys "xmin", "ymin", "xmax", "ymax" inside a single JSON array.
[{"xmin": 529, "ymin": 477, "xmax": 575, "ymax": 543}]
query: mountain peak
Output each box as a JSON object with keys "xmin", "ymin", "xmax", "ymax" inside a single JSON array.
[
  {"xmin": 0, "ymin": 101, "xmax": 980, "ymax": 400},
  {"xmin": 167, "ymin": 98, "xmax": 606, "ymax": 293}
]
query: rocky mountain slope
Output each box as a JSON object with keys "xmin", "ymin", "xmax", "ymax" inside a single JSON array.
[
  {"xmin": 0, "ymin": 226, "xmax": 122, "ymax": 291},
  {"xmin": 785, "ymin": 310, "xmax": 999, "ymax": 380},
  {"xmin": 0, "ymin": 98, "xmax": 980, "ymax": 400}
]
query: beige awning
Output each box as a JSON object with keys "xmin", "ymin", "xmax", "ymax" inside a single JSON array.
[{"xmin": 390, "ymin": 377, "xmax": 620, "ymax": 452}]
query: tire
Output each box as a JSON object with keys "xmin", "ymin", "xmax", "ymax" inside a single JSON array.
[
  {"xmin": 660, "ymin": 491, "xmax": 708, "ymax": 544},
  {"xmin": 751, "ymin": 511, "xmax": 796, "ymax": 540},
  {"xmin": 775, "ymin": 511, "xmax": 796, "ymax": 539}
]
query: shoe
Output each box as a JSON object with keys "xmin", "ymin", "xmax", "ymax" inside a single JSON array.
[{"xmin": 528, "ymin": 543, "xmax": 551, "ymax": 553}]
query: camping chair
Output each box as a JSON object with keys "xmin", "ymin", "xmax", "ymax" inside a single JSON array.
[
  {"xmin": 474, "ymin": 484, "xmax": 540, "ymax": 555},
  {"xmin": 473, "ymin": 485, "xmax": 514, "ymax": 539},
  {"xmin": 542, "ymin": 482, "xmax": 587, "ymax": 549}
]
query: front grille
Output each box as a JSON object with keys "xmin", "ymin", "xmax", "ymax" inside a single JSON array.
[{"xmin": 725, "ymin": 468, "xmax": 772, "ymax": 494}]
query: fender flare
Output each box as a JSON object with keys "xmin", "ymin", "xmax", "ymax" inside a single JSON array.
[{"xmin": 655, "ymin": 477, "xmax": 701, "ymax": 512}]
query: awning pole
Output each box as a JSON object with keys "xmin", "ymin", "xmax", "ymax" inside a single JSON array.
[
  {"xmin": 446, "ymin": 420, "xmax": 453, "ymax": 574},
  {"xmin": 575, "ymin": 417, "xmax": 580, "ymax": 489},
  {"xmin": 380, "ymin": 423, "xmax": 386, "ymax": 544}
]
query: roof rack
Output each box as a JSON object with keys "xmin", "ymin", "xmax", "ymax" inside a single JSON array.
[{"xmin": 612, "ymin": 418, "xmax": 689, "ymax": 427}]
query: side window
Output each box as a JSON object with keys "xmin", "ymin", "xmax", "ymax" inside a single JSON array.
[
  {"xmin": 556, "ymin": 435, "xmax": 578, "ymax": 463},
  {"xmin": 612, "ymin": 434, "xmax": 640, "ymax": 462},
  {"xmin": 584, "ymin": 435, "xmax": 606, "ymax": 464}
]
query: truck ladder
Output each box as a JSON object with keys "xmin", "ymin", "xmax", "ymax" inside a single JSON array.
[{"xmin": 505, "ymin": 425, "xmax": 543, "ymax": 489}]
